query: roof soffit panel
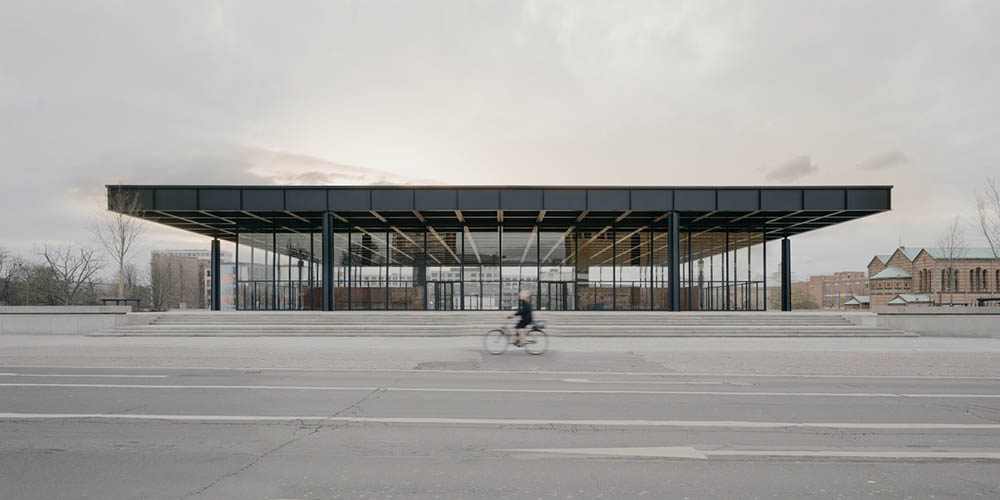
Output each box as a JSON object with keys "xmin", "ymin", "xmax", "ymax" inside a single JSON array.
[
  {"xmin": 285, "ymin": 189, "xmax": 327, "ymax": 211},
  {"xmin": 413, "ymin": 189, "xmax": 455, "ymax": 210},
  {"xmin": 543, "ymin": 189, "xmax": 586, "ymax": 210},
  {"xmin": 328, "ymin": 189, "xmax": 371, "ymax": 210},
  {"xmin": 717, "ymin": 189, "xmax": 759, "ymax": 211},
  {"xmin": 761, "ymin": 189, "xmax": 803, "ymax": 211},
  {"xmin": 586, "ymin": 189, "xmax": 629, "ymax": 211},
  {"xmin": 629, "ymin": 189, "xmax": 672, "ymax": 211},
  {"xmin": 243, "ymin": 189, "xmax": 284, "ymax": 211},
  {"xmin": 674, "ymin": 189, "xmax": 716, "ymax": 211},
  {"xmin": 155, "ymin": 188, "xmax": 197, "ymax": 210},
  {"xmin": 373, "ymin": 188, "xmax": 415, "ymax": 210},
  {"xmin": 501, "ymin": 189, "xmax": 543, "ymax": 210},
  {"xmin": 457, "ymin": 189, "xmax": 499, "ymax": 210},
  {"xmin": 804, "ymin": 189, "xmax": 846, "ymax": 210},
  {"xmin": 847, "ymin": 188, "xmax": 890, "ymax": 210},
  {"xmin": 198, "ymin": 189, "xmax": 241, "ymax": 210}
]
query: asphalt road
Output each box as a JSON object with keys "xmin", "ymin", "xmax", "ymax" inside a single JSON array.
[{"xmin": 1, "ymin": 335, "xmax": 999, "ymax": 499}]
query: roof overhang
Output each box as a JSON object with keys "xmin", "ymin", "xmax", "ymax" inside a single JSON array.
[{"xmin": 107, "ymin": 185, "xmax": 892, "ymax": 244}]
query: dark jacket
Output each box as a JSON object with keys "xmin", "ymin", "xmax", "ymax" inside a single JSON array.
[{"xmin": 514, "ymin": 299, "xmax": 533, "ymax": 324}]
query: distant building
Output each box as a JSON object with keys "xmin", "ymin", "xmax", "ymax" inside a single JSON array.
[
  {"xmin": 867, "ymin": 247, "xmax": 1000, "ymax": 307},
  {"xmin": 807, "ymin": 271, "xmax": 869, "ymax": 309},
  {"xmin": 151, "ymin": 249, "xmax": 233, "ymax": 310},
  {"xmin": 843, "ymin": 295, "xmax": 870, "ymax": 310}
]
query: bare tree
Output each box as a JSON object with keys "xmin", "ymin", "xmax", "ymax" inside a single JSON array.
[
  {"xmin": 36, "ymin": 245, "xmax": 105, "ymax": 305},
  {"xmin": 0, "ymin": 249, "xmax": 26, "ymax": 305},
  {"xmin": 936, "ymin": 216, "xmax": 966, "ymax": 305},
  {"xmin": 976, "ymin": 177, "xmax": 1000, "ymax": 265},
  {"xmin": 93, "ymin": 188, "xmax": 146, "ymax": 299},
  {"xmin": 122, "ymin": 262, "xmax": 142, "ymax": 298},
  {"xmin": 150, "ymin": 257, "xmax": 174, "ymax": 311}
]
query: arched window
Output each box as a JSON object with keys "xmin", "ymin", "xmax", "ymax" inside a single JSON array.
[
  {"xmin": 970, "ymin": 269, "xmax": 975, "ymax": 292},
  {"xmin": 996, "ymin": 270, "xmax": 1000, "ymax": 292},
  {"xmin": 976, "ymin": 268, "xmax": 983, "ymax": 292},
  {"xmin": 941, "ymin": 270, "xmax": 947, "ymax": 291}
]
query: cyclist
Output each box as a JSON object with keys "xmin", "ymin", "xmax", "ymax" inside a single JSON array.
[{"xmin": 508, "ymin": 290, "xmax": 533, "ymax": 346}]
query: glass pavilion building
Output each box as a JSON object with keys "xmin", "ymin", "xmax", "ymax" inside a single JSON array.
[{"xmin": 109, "ymin": 185, "xmax": 891, "ymax": 312}]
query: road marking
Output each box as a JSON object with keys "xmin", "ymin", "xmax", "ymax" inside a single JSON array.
[
  {"xmin": 1, "ymin": 382, "xmax": 998, "ymax": 399},
  {"xmin": 502, "ymin": 447, "xmax": 708, "ymax": 459},
  {"xmin": 499, "ymin": 446, "xmax": 1000, "ymax": 460},
  {"xmin": 560, "ymin": 378, "xmax": 733, "ymax": 385},
  {"xmin": 0, "ymin": 373, "xmax": 168, "ymax": 378},
  {"xmin": 4, "ymin": 365, "xmax": 999, "ymax": 380},
  {"xmin": 1, "ymin": 413, "xmax": 999, "ymax": 430}
]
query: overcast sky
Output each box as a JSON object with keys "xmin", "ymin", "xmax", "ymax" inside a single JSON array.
[{"xmin": 1, "ymin": 0, "xmax": 998, "ymax": 278}]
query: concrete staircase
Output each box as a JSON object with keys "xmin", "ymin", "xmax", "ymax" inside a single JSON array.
[{"xmin": 91, "ymin": 311, "xmax": 913, "ymax": 337}]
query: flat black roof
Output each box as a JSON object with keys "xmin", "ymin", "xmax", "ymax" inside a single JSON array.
[{"xmin": 108, "ymin": 185, "xmax": 891, "ymax": 242}]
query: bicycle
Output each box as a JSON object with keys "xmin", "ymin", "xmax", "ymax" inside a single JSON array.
[{"xmin": 483, "ymin": 320, "xmax": 549, "ymax": 355}]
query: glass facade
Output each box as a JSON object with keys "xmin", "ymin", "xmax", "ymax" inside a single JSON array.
[{"xmin": 232, "ymin": 222, "xmax": 769, "ymax": 311}]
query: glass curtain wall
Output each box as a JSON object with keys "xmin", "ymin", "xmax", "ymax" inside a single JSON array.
[
  {"xmin": 345, "ymin": 230, "xmax": 388, "ymax": 310},
  {"xmin": 612, "ymin": 227, "xmax": 652, "ymax": 310},
  {"xmin": 706, "ymin": 229, "xmax": 766, "ymax": 311},
  {"xmin": 650, "ymin": 230, "xmax": 670, "ymax": 309},
  {"xmin": 501, "ymin": 229, "xmax": 538, "ymax": 310},
  {"xmin": 426, "ymin": 228, "xmax": 462, "ymax": 311},
  {"xmin": 388, "ymin": 229, "xmax": 426, "ymax": 310},
  {"xmin": 538, "ymin": 229, "xmax": 574, "ymax": 311},
  {"xmin": 575, "ymin": 228, "xmax": 614, "ymax": 310},
  {"xmin": 463, "ymin": 229, "xmax": 501, "ymax": 310},
  {"xmin": 236, "ymin": 231, "xmax": 321, "ymax": 311},
  {"xmin": 233, "ymin": 222, "xmax": 768, "ymax": 312}
]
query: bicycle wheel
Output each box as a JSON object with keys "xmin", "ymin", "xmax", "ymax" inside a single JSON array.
[
  {"xmin": 523, "ymin": 328, "xmax": 549, "ymax": 355},
  {"xmin": 483, "ymin": 329, "xmax": 509, "ymax": 355}
]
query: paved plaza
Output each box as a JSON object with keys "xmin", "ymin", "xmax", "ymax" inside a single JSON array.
[{"xmin": 1, "ymin": 333, "xmax": 999, "ymax": 499}]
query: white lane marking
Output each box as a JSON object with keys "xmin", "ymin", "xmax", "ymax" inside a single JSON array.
[
  {"xmin": 502, "ymin": 447, "xmax": 708, "ymax": 459},
  {"xmin": 4, "ymin": 365, "xmax": 999, "ymax": 380},
  {"xmin": 0, "ymin": 373, "xmax": 168, "ymax": 378},
  {"xmin": 707, "ymin": 450, "xmax": 1000, "ymax": 459},
  {"xmin": 561, "ymin": 378, "xmax": 732, "ymax": 385},
  {"xmin": 499, "ymin": 447, "xmax": 1000, "ymax": 460},
  {"xmin": 1, "ymin": 383, "xmax": 998, "ymax": 399},
  {"xmin": 2, "ymin": 413, "xmax": 999, "ymax": 430}
]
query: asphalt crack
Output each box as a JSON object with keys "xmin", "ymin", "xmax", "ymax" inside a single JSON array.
[{"xmin": 177, "ymin": 386, "xmax": 386, "ymax": 500}]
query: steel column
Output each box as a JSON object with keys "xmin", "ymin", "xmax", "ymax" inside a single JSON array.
[
  {"xmin": 210, "ymin": 238, "xmax": 221, "ymax": 311},
  {"xmin": 321, "ymin": 213, "xmax": 335, "ymax": 311},
  {"xmin": 668, "ymin": 212, "xmax": 680, "ymax": 311},
  {"xmin": 781, "ymin": 237, "xmax": 792, "ymax": 311},
  {"xmin": 234, "ymin": 231, "xmax": 239, "ymax": 310}
]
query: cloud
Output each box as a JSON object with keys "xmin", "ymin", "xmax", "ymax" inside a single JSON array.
[
  {"xmin": 765, "ymin": 156, "xmax": 818, "ymax": 183},
  {"xmin": 857, "ymin": 150, "xmax": 908, "ymax": 171},
  {"xmin": 243, "ymin": 148, "xmax": 438, "ymax": 186}
]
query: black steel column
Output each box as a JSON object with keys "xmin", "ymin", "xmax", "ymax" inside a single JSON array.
[
  {"xmin": 762, "ymin": 227, "xmax": 767, "ymax": 311},
  {"xmin": 668, "ymin": 212, "xmax": 680, "ymax": 312},
  {"xmin": 210, "ymin": 238, "xmax": 221, "ymax": 311},
  {"xmin": 781, "ymin": 237, "xmax": 792, "ymax": 311},
  {"xmin": 234, "ymin": 231, "xmax": 239, "ymax": 310},
  {"xmin": 612, "ymin": 227, "xmax": 617, "ymax": 311},
  {"xmin": 423, "ymin": 227, "xmax": 428, "ymax": 310},
  {"xmin": 271, "ymin": 231, "xmax": 277, "ymax": 310},
  {"xmin": 573, "ymin": 229, "xmax": 578, "ymax": 311},
  {"xmin": 321, "ymin": 213, "xmax": 335, "ymax": 311},
  {"xmin": 385, "ymin": 228, "xmax": 390, "ymax": 310},
  {"xmin": 725, "ymin": 231, "xmax": 730, "ymax": 310},
  {"xmin": 648, "ymin": 227, "xmax": 654, "ymax": 310}
]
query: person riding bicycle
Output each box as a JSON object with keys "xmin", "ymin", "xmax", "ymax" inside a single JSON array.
[{"xmin": 508, "ymin": 290, "xmax": 533, "ymax": 346}]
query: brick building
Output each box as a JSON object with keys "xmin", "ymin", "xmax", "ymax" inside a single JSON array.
[
  {"xmin": 867, "ymin": 247, "xmax": 1000, "ymax": 307},
  {"xmin": 807, "ymin": 271, "xmax": 869, "ymax": 309}
]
